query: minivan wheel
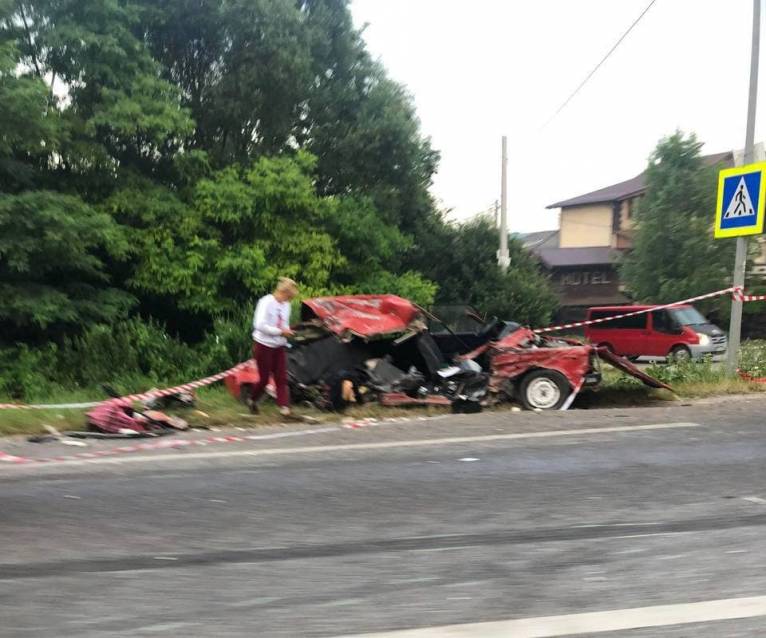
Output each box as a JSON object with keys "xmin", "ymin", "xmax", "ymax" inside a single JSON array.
[
  {"xmin": 519, "ymin": 370, "xmax": 570, "ymax": 411},
  {"xmin": 669, "ymin": 345, "xmax": 692, "ymax": 363}
]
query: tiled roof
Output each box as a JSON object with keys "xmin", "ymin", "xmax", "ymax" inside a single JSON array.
[
  {"xmin": 547, "ymin": 151, "xmax": 734, "ymax": 209},
  {"xmin": 516, "ymin": 230, "xmax": 559, "ymax": 251}
]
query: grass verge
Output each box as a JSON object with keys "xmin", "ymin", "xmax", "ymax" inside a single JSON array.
[{"xmin": 2, "ymin": 347, "xmax": 765, "ymax": 437}]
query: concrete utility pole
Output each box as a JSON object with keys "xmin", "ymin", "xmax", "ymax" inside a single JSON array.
[
  {"xmin": 727, "ymin": 0, "xmax": 761, "ymax": 375},
  {"xmin": 499, "ymin": 136, "xmax": 510, "ymax": 272}
]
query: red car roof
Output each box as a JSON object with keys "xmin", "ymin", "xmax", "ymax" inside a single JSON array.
[{"xmin": 301, "ymin": 295, "xmax": 422, "ymax": 339}]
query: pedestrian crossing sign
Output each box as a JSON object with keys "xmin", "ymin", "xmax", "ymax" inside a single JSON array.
[{"xmin": 715, "ymin": 162, "xmax": 766, "ymax": 238}]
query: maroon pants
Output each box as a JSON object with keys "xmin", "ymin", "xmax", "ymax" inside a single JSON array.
[{"xmin": 250, "ymin": 343, "xmax": 290, "ymax": 408}]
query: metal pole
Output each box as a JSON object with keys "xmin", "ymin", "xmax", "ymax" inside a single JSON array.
[
  {"xmin": 499, "ymin": 136, "xmax": 510, "ymax": 272},
  {"xmin": 727, "ymin": 0, "xmax": 760, "ymax": 375}
]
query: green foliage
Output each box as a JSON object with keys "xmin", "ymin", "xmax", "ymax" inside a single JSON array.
[
  {"xmin": 0, "ymin": 316, "xmax": 248, "ymax": 401},
  {"xmin": 0, "ymin": 343, "xmax": 62, "ymax": 399},
  {"xmin": 643, "ymin": 357, "xmax": 725, "ymax": 386},
  {"xmin": 620, "ymin": 131, "xmax": 736, "ymax": 318},
  {"xmin": 111, "ymin": 153, "xmax": 344, "ymax": 315},
  {"xmin": 25, "ymin": 0, "xmax": 193, "ymax": 179},
  {"xmin": 0, "ymin": 191, "xmax": 133, "ymax": 339},
  {"xmin": 352, "ymin": 271, "xmax": 437, "ymax": 307},
  {"xmin": 408, "ymin": 214, "xmax": 558, "ymax": 326},
  {"xmin": 0, "ymin": 0, "xmax": 556, "ymax": 393},
  {"xmin": 740, "ymin": 339, "xmax": 766, "ymax": 378}
]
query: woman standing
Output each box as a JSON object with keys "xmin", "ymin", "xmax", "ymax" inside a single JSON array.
[{"xmin": 248, "ymin": 277, "xmax": 298, "ymax": 416}]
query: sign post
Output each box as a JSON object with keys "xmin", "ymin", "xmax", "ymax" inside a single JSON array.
[{"xmin": 722, "ymin": 0, "xmax": 761, "ymax": 375}]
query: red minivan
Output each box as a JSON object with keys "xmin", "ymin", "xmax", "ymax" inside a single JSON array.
[{"xmin": 584, "ymin": 304, "xmax": 727, "ymax": 361}]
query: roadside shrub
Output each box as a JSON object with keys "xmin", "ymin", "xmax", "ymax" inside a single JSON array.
[
  {"xmin": 0, "ymin": 344, "xmax": 64, "ymax": 400},
  {"xmin": 643, "ymin": 357, "xmax": 725, "ymax": 386},
  {"xmin": 197, "ymin": 310, "xmax": 253, "ymax": 371},
  {"xmin": 56, "ymin": 319, "xmax": 206, "ymax": 389},
  {"xmin": 740, "ymin": 340, "xmax": 766, "ymax": 377}
]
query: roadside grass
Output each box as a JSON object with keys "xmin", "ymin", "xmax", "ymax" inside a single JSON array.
[
  {"xmin": 2, "ymin": 340, "xmax": 765, "ymax": 437},
  {"xmin": 580, "ymin": 341, "xmax": 766, "ymax": 408},
  {"xmin": 0, "ymin": 386, "xmax": 452, "ymax": 438},
  {"xmin": 578, "ymin": 367, "xmax": 763, "ymax": 409}
]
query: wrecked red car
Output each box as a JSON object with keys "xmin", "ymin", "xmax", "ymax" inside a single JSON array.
[{"xmin": 226, "ymin": 295, "xmax": 670, "ymax": 412}]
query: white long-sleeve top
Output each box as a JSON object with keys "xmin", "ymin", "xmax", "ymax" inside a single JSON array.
[{"xmin": 252, "ymin": 294, "xmax": 291, "ymax": 347}]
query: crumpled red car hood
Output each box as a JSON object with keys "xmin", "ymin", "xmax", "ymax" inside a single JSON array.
[{"xmin": 301, "ymin": 295, "xmax": 423, "ymax": 339}]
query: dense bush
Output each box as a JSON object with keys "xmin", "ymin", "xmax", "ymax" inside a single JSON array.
[
  {"xmin": 643, "ymin": 357, "xmax": 726, "ymax": 386},
  {"xmin": 0, "ymin": 316, "xmax": 256, "ymax": 401},
  {"xmin": 0, "ymin": 0, "xmax": 558, "ymax": 398},
  {"xmin": 739, "ymin": 340, "xmax": 766, "ymax": 378}
]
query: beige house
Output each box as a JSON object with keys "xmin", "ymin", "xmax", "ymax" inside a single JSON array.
[
  {"xmin": 521, "ymin": 150, "xmax": 766, "ymax": 324},
  {"xmin": 549, "ymin": 150, "xmax": 733, "ymax": 251}
]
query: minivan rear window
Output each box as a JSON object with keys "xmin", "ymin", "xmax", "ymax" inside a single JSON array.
[{"xmin": 589, "ymin": 310, "xmax": 647, "ymax": 329}]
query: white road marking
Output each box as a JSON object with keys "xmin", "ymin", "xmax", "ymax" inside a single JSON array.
[
  {"xmin": 336, "ymin": 595, "xmax": 766, "ymax": 637},
  {"xmin": 123, "ymin": 622, "xmax": 196, "ymax": 635},
  {"xmin": 458, "ymin": 457, "xmax": 479, "ymax": 462},
  {"xmin": 6, "ymin": 422, "xmax": 700, "ymax": 469},
  {"xmin": 742, "ymin": 496, "xmax": 766, "ymax": 505}
]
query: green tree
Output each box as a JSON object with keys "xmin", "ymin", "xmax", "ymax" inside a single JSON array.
[
  {"xmin": 410, "ymin": 214, "xmax": 558, "ymax": 326},
  {"xmin": 620, "ymin": 132, "xmax": 736, "ymax": 315},
  {"xmin": 108, "ymin": 151, "xmax": 438, "ymax": 322},
  {"xmin": 138, "ymin": 0, "xmax": 311, "ymax": 162},
  {"xmin": 137, "ymin": 0, "xmax": 438, "ymax": 228},
  {"xmin": 13, "ymin": 0, "xmax": 193, "ymax": 195},
  {"xmin": 106, "ymin": 152, "xmax": 340, "ymax": 317},
  {"xmin": 0, "ymin": 6, "xmax": 133, "ymax": 343},
  {"xmin": 0, "ymin": 191, "xmax": 133, "ymax": 342}
]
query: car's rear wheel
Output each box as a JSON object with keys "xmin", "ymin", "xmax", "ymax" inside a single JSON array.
[
  {"xmin": 669, "ymin": 345, "xmax": 692, "ymax": 363},
  {"xmin": 519, "ymin": 370, "xmax": 570, "ymax": 411}
]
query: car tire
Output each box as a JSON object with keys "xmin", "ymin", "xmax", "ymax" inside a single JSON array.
[
  {"xmin": 519, "ymin": 369, "xmax": 570, "ymax": 411},
  {"xmin": 669, "ymin": 345, "xmax": 692, "ymax": 363}
]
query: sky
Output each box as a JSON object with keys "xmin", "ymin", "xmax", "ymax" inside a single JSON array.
[{"xmin": 351, "ymin": 0, "xmax": 765, "ymax": 233}]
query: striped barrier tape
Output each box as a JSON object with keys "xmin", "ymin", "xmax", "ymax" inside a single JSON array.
[
  {"xmin": 733, "ymin": 287, "xmax": 766, "ymax": 303},
  {"xmin": 0, "ymin": 360, "xmax": 253, "ymax": 411},
  {"xmin": 533, "ymin": 286, "xmax": 737, "ymax": 334},
  {"xmin": 0, "ymin": 415, "xmax": 442, "ymax": 466},
  {"xmin": 1, "ymin": 284, "xmax": 763, "ymax": 411},
  {"xmin": 739, "ymin": 370, "xmax": 766, "ymax": 384}
]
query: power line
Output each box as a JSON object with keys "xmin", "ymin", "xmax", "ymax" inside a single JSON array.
[{"xmin": 541, "ymin": 0, "xmax": 658, "ymax": 130}]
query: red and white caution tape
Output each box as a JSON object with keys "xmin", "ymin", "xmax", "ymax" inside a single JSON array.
[
  {"xmin": 0, "ymin": 415, "xmax": 449, "ymax": 466},
  {"xmin": 0, "ymin": 400, "xmax": 102, "ymax": 410},
  {"xmin": 2, "ymin": 284, "xmax": 763, "ymax": 411},
  {"xmin": 121, "ymin": 360, "xmax": 252, "ymax": 404},
  {"xmin": 0, "ymin": 450, "xmax": 29, "ymax": 464},
  {"xmin": 739, "ymin": 370, "xmax": 766, "ymax": 384},
  {"xmin": 733, "ymin": 287, "xmax": 766, "ymax": 303},
  {"xmin": 534, "ymin": 287, "xmax": 737, "ymax": 334},
  {"xmin": 0, "ymin": 361, "xmax": 253, "ymax": 411}
]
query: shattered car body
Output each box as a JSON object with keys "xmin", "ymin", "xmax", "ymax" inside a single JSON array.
[
  {"xmin": 226, "ymin": 295, "xmax": 670, "ymax": 412},
  {"xmin": 86, "ymin": 399, "xmax": 189, "ymax": 435}
]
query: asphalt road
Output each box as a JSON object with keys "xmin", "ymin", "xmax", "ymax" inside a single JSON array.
[{"xmin": 3, "ymin": 396, "xmax": 766, "ymax": 637}]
